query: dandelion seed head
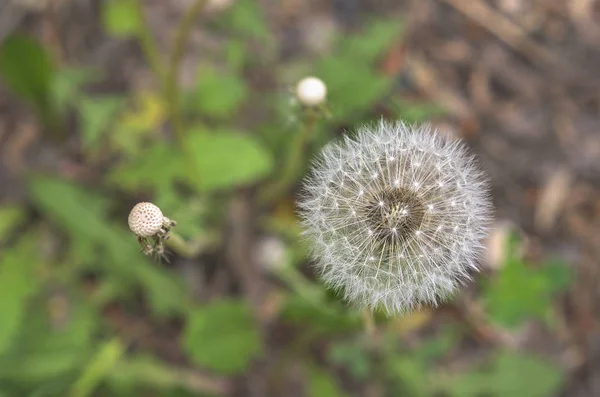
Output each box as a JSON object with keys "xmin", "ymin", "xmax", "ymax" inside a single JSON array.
[
  {"xmin": 297, "ymin": 121, "xmax": 492, "ymax": 315},
  {"xmin": 128, "ymin": 202, "xmax": 165, "ymax": 238}
]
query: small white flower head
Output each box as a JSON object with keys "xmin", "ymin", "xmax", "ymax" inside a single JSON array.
[
  {"xmin": 297, "ymin": 121, "xmax": 492, "ymax": 315},
  {"xmin": 296, "ymin": 76, "xmax": 327, "ymax": 106}
]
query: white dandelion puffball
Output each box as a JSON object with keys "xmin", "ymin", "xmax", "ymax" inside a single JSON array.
[
  {"xmin": 297, "ymin": 121, "xmax": 492, "ymax": 315},
  {"xmin": 128, "ymin": 202, "xmax": 165, "ymax": 237},
  {"xmin": 296, "ymin": 76, "xmax": 327, "ymax": 106}
]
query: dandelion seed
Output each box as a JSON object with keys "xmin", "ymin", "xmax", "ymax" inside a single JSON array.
[{"xmin": 297, "ymin": 121, "xmax": 492, "ymax": 315}]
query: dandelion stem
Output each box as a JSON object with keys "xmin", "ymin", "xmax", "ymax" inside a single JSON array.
[
  {"xmin": 130, "ymin": 0, "xmax": 205, "ymax": 181},
  {"xmin": 164, "ymin": 0, "xmax": 206, "ymax": 144},
  {"xmin": 361, "ymin": 308, "xmax": 376, "ymax": 336},
  {"xmin": 273, "ymin": 261, "xmax": 339, "ymax": 316},
  {"xmin": 161, "ymin": 0, "xmax": 207, "ymax": 186},
  {"xmin": 132, "ymin": 0, "xmax": 165, "ymax": 81},
  {"xmin": 165, "ymin": 230, "xmax": 219, "ymax": 258},
  {"xmin": 258, "ymin": 109, "xmax": 318, "ymax": 204}
]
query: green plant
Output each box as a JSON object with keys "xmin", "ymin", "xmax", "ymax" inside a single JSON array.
[
  {"xmin": 483, "ymin": 234, "xmax": 572, "ymax": 328},
  {"xmin": 0, "ymin": 1, "xmax": 565, "ymax": 396}
]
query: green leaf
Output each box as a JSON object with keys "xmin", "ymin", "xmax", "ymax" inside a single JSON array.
[
  {"xmin": 281, "ymin": 294, "xmax": 359, "ymax": 334},
  {"xmin": 446, "ymin": 351, "xmax": 564, "ymax": 397},
  {"xmin": 186, "ymin": 127, "xmax": 273, "ymax": 192},
  {"xmin": 543, "ymin": 259, "xmax": 573, "ymax": 293},
  {"xmin": 51, "ymin": 68, "xmax": 98, "ymax": 114},
  {"xmin": 328, "ymin": 342, "xmax": 371, "ymax": 380},
  {"xmin": 317, "ymin": 56, "xmax": 390, "ymax": 121},
  {"xmin": 108, "ymin": 141, "xmax": 182, "ymax": 192},
  {"xmin": 0, "ymin": 236, "xmax": 41, "ymax": 356},
  {"xmin": 0, "ymin": 294, "xmax": 96, "ymax": 382},
  {"xmin": 28, "ymin": 175, "xmax": 112, "ymax": 241},
  {"xmin": 194, "ymin": 65, "xmax": 248, "ymax": 119},
  {"xmin": 340, "ymin": 19, "xmax": 404, "ymax": 63},
  {"xmin": 225, "ymin": 39, "xmax": 248, "ymax": 72},
  {"xmin": 219, "ymin": 0, "xmax": 272, "ymax": 43},
  {"xmin": 386, "ymin": 357, "xmax": 431, "ymax": 397},
  {"xmin": 101, "ymin": 0, "xmax": 142, "ymax": 37},
  {"xmin": 309, "ymin": 19, "xmax": 401, "ymax": 122},
  {"xmin": 183, "ymin": 299, "xmax": 262, "ymax": 374},
  {"xmin": 0, "ymin": 205, "xmax": 26, "ymax": 243},
  {"xmin": 308, "ymin": 368, "xmax": 348, "ymax": 397},
  {"xmin": 70, "ymin": 339, "xmax": 125, "ymax": 397},
  {"xmin": 413, "ymin": 326, "xmax": 459, "ymax": 362},
  {"xmin": 78, "ymin": 96, "xmax": 124, "ymax": 150},
  {"xmin": 483, "ymin": 235, "xmax": 572, "ymax": 328},
  {"xmin": 0, "ymin": 35, "xmax": 55, "ymax": 114}
]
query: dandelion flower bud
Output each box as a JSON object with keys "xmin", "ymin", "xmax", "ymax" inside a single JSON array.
[
  {"xmin": 128, "ymin": 202, "xmax": 166, "ymax": 238},
  {"xmin": 296, "ymin": 76, "xmax": 327, "ymax": 106},
  {"xmin": 297, "ymin": 121, "xmax": 492, "ymax": 315}
]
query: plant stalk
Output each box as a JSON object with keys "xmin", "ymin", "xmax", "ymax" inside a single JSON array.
[
  {"xmin": 164, "ymin": 0, "xmax": 207, "ymax": 144},
  {"xmin": 258, "ymin": 109, "xmax": 319, "ymax": 204},
  {"xmin": 133, "ymin": 0, "xmax": 165, "ymax": 80}
]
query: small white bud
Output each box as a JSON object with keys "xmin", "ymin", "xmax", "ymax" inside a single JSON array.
[
  {"xmin": 128, "ymin": 202, "xmax": 165, "ymax": 238},
  {"xmin": 296, "ymin": 76, "xmax": 327, "ymax": 106}
]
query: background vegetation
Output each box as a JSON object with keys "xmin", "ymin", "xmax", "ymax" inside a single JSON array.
[{"xmin": 0, "ymin": 0, "xmax": 595, "ymax": 396}]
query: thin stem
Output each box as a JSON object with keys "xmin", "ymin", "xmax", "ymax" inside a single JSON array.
[
  {"xmin": 361, "ymin": 308, "xmax": 376, "ymax": 336},
  {"xmin": 133, "ymin": 0, "xmax": 165, "ymax": 80},
  {"xmin": 258, "ymin": 110, "xmax": 318, "ymax": 204},
  {"xmin": 166, "ymin": 231, "xmax": 220, "ymax": 258},
  {"xmin": 164, "ymin": 0, "xmax": 207, "ymax": 144},
  {"xmin": 159, "ymin": 0, "xmax": 208, "ymax": 188},
  {"xmin": 273, "ymin": 261, "xmax": 342, "ymax": 317},
  {"xmin": 108, "ymin": 358, "xmax": 231, "ymax": 395}
]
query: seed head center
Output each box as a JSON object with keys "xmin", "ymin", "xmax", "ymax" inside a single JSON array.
[{"xmin": 363, "ymin": 188, "xmax": 425, "ymax": 243}]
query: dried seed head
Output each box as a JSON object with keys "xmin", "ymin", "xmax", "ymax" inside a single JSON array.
[
  {"xmin": 128, "ymin": 202, "xmax": 165, "ymax": 237},
  {"xmin": 297, "ymin": 121, "xmax": 492, "ymax": 315}
]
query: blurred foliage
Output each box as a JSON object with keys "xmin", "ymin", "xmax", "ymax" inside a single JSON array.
[
  {"xmin": 0, "ymin": 235, "xmax": 41, "ymax": 357},
  {"xmin": 308, "ymin": 368, "xmax": 348, "ymax": 397},
  {"xmin": 0, "ymin": 0, "xmax": 572, "ymax": 396},
  {"xmin": 0, "ymin": 35, "xmax": 57, "ymax": 129},
  {"xmin": 183, "ymin": 300, "xmax": 262, "ymax": 374},
  {"xmin": 184, "ymin": 127, "xmax": 273, "ymax": 192},
  {"xmin": 483, "ymin": 234, "xmax": 572, "ymax": 328},
  {"xmin": 443, "ymin": 350, "xmax": 564, "ymax": 397},
  {"xmin": 192, "ymin": 65, "xmax": 248, "ymax": 119},
  {"xmin": 101, "ymin": 0, "xmax": 142, "ymax": 38},
  {"xmin": 316, "ymin": 20, "xmax": 403, "ymax": 123}
]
